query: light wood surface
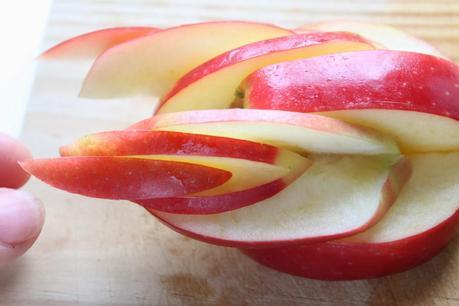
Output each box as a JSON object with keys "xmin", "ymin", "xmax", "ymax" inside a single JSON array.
[{"xmin": 1, "ymin": 0, "xmax": 459, "ymax": 305}]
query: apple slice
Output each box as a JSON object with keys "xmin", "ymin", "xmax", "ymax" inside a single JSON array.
[
  {"xmin": 59, "ymin": 129, "xmax": 308, "ymax": 200},
  {"xmin": 296, "ymin": 20, "xmax": 445, "ymax": 58},
  {"xmin": 130, "ymin": 109, "xmax": 399, "ymax": 155},
  {"xmin": 241, "ymin": 50, "xmax": 459, "ymax": 153},
  {"xmin": 156, "ymin": 32, "xmax": 374, "ymax": 113},
  {"xmin": 80, "ymin": 21, "xmax": 292, "ymax": 98},
  {"xmin": 21, "ymin": 157, "xmax": 231, "ymax": 200},
  {"xmin": 149, "ymin": 154, "xmax": 411, "ymax": 247},
  {"xmin": 40, "ymin": 27, "xmax": 159, "ymax": 59},
  {"xmin": 243, "ymin": 152, "xmax": 459, "ymax": 280},
  {"xmin": 136, "ymin": 148, "xmax": 310, "ymax": 214}
]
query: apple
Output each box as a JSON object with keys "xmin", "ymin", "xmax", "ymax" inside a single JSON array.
[
  {"xmin": 130, "ymin": 109, "xmax": 399, "ymax": 155},
  {"xmin": 243, "ymin": 152, "xmax": 459, "ymax": 280},
  {"xmin": 79, "ymin": 21, "xmax": 292, "ymax": 98},
  {"xmin": 59, "ymin": 130, "xmax": 310, "ymax": 213},
  {"xmin": 40, "ymin": 27, "xmax": 159, "ymax": 59},
  {"xmin": 59, "ymin": 130, "xmax": 307, "ymax": 196},
  {"xmin": 21, "ymin": 156, "xmax": 231, "ymax": 200},
  {"xmin": 295, "ymin": 20, "xmax": 445, "ymax": 58},
  {"xmin": 156, "ymin": 32, "xmax": 374, "ymax": 113},
  {"xmin": 149, "ymin": 154, "xmax": 411, "ymax": 247},
  {"xmin": 240, "ymin": 50, "xmax": 459, "ymax": 153},
  {"xmin": 0, "ymin": 133, "xmax": 32, "ymax": 189}
]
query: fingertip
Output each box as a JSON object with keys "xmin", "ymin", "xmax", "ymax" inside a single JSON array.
[{"xmin": 0, "ymin": 189, "xmax": 45, "ymax": 267}]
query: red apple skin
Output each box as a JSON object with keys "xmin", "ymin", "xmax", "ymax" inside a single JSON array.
[
  {"xmin": 0, "ymin": 133, "xmax": 32, "ymax": 189},
  {"xmin": 40, "ymin": 27, "xmax": 159, "ymax": 59},
  {"xmin": 241, "ymin": 50, "xmax": 459, "ymax": 120},
  {"xmin": 21, "ymin": 157, "xmax": 231, "ymax": 200},
  {"xmin": 242, "ymin": 210, "xmax": 459, "ymax": 280},
  {"xmin": 137, "ymin": 178, "xmax": 288, "ymax": 214},
  {"xmin": 157, "ymin": 32, "xmax": 371, "ymax": 111},
  {"xmin": 60, "ymin": 130, "xmax": 278, "ymax": 164}
]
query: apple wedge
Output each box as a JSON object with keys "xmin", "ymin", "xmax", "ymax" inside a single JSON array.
[
  {"xmin": 149, "ymin": 154, "xmax": 411, "ymax": 247},
  {"xmin": 40, "ymin": 27, "xmax": 159, "ymax": 59},
  {"xmin": 130, "ymin": 109, "xmax": 399, "ymax": 155},
  {"xmin": 137, "ymin": 149, "xmax": 309, "ymax": 214},
  {"xmin": 244, "ymin": 152, "xmax": 459, "ymax": 280},
  {"xmin": 156, "ymin": 32, "xmax": 374, "ymax": 113},
  {"xmin": 241, "ymin": 50, "xmax": 459, "ymax": 153},
  {"xmin": 21, "ymin": 157, "xmax": 231, "ymax": 200},
  {"xmin": 59, "ymin": 130, "xmax": 304, "ymax": 196},
  {"xmin": 79, "ymin": 21, "xmax": 292, "ymax": 98},
  {"xmin": 296, "ymin": 20, "xmax": 445, "ymax": 58}
]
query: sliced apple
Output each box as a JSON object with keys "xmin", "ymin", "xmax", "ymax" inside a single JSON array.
[
  {"xmin": 156, "ymin": 32, "xmax": 374, "ymax": 113},
  {"xmin": 80, "ymin": 21, "xmax": 292, "ymax": 98},
  {"xmin": 59, "ymin": 129, "xmax": 308, "ymax": 200},
  {"xmin": 130, "ymin": 109, "xmax": 399, "ymax": 155},
  {"xmin": 296, "ymin": 20, "xmax": 445, "ymax": 58},
  {"xmin": 40, "ymin": 27, "xmax": 159, "ymax": 59},
  {"xmin": 137, "ymin": 149, "xmax": 309, "ymax": 214},
  {"xmin": 243, "ymin": 152, "xmax": 459, "ymax": 280},
  {"xmin": 149, "ymin": 154, "xmax": 411, "ymax": 247},
  {"xmin": 60, "ymin": 130, "xmax": 280, "ymax": 164},
  {"xmin": 241, "ymin": 50, "xmax": 459, "ymax": 153},
  {"xmin": 21, "ymin": 157, "xmax": 231, "ymax": 200}
]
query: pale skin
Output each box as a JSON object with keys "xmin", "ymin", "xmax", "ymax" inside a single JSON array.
[{"xmin": 0, "ymin": 134, "xmax": 45, "ymax": 267}]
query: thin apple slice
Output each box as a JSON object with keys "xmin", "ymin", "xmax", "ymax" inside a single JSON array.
[
  {"xmin": 243, "ymin": 152, "xmax": 459, "ymax": 280},
  {"xmin": 241, "ymin": 50, "xmax": 459, "ymax": 153},
  {"xmin": 156, "ymin": 32, "xmax": 374, "ymax": 113},
  {"xmin": 60, "ymin": 130, "xmax": 281, "ymax": 164},
  {"xmin": 149, "ymin": 154, "xmax": 411, "ymax": 247},
  {"xmin": 136, "ymin": 149, "xmax": 310, "ymax": 214},
  {"xmin": 21, "ymin": 157, "xmax": 231, "ymax": 200},
  {"xmin": 144, "ymin": 155, "xmax": 289, "ymax": 197},
  {"xmin": 80, "ymin": 21, "xmax": 292, "ymax": 98},
  {"xmin": 59, "ymin": 130, "xmax": 305, "ymax": 197},
  {"xmin": 130, "ymin": 109, "xmax": 399, "ymax": 155},
  {"xmin": 40, "ymin": 27, "xmax": 159, "ymax": 59},
  {"xmin": 296, "ymin": 20, "xmax": 445, "ymax": 58}
]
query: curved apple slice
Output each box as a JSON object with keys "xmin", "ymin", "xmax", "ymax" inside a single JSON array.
[
  {"xmin": 149, "ymin": 155, "xmax": 411, "ymax": 247},
  {"xmin": 80, "ymin": 21, "xmax": 292, "ymax": 99},
  {"xmin": 40, "ymin": 27, "xmax": 159, "ymax": 59},
  {"xmin": 60, "ymin": 130, "xmax": 280, "ymax": 164},
  {"xmin": 130, "ymin": 109, "xmax": 398, "ymax": 155},
  {"xmin": 21, "ymin": 157, "xmax": 231, "ymax": 200},
  {"xmin": 244, "ymin": 152, "xmax": 459, "ymax": 280},
  {"xmin": 157, "ymin": 32, "xmax": 374, "ymax": 113},
  {"xmin": 137, "ymin": 150, "xmax": 310, "ymax": 214},
  {"xmin": 296, "ymin": 20, "xmax": 445, "ymax": 58},
  {"xmin": 145, "ymin": 155, "xmax": 289, "ymax": 197},
  {"xmin": 241, "ymin": 50, "xmax": 459, "ymax": 153},
  {"xmin": 59, "ymin": 130, "xmax": 304, "ymax": 196}
]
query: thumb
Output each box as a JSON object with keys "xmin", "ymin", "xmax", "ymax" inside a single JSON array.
[{"xmin": 0, "ymin": 188, "xmax": 45, "ymax": 267}]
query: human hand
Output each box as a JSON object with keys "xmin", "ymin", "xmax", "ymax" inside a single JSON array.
[{"xmin": 0, "ymin": 133, "xmax": 45, "ymax": 267}]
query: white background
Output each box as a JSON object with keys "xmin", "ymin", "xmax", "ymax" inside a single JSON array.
[{"xmin": 0, "ymin": 0, "xmax": 52, "ymax": 137}]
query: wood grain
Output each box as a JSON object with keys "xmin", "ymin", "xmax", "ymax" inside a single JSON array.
[{"xmin": 1, "ymin": 0, "xmax": 458, "ymax": 305}]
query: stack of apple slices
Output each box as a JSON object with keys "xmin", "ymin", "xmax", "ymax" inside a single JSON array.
[{"xmin": 26, "ymin": 21, "xmax": 459, "ymax": 280}]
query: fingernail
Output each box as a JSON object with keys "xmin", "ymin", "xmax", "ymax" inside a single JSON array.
[{"xmin": 0, "ymin": 188, "xmax": 45, "ymax": 246}]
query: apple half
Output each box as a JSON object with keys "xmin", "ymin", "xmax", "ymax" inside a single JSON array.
[
  {"xmin": 243, "ymin": 152, "xmax": 459, "ymax": 280},
  {"xmin": 295, "ymin": 20, "xmax": 445, "ymax": 58},
  {"xmin": 156, "ymin": 32, "xmax": 374, "ymax": 113},
  {"xmin": 40, "ymin": 27, "xmax": 159, "ymax": 59},
  {"xmin": 241, "ymin": 50, "xmax": 459, "ymax": 153},
  {"xmin": 149, "ymin": 154, "xmax": 411, "ymax": 247},
  {"xmin": 79, "ymin": 21, "xmax": 292, "ymax": 98},
  {"xmin": 130, "ymin": 109, "xmax": 399, "ymax": 155}
]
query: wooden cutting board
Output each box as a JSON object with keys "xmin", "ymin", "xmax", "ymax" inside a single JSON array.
[{"xmin": 1, "ymin": 0, "xmax": 458, "ymax": 305}]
